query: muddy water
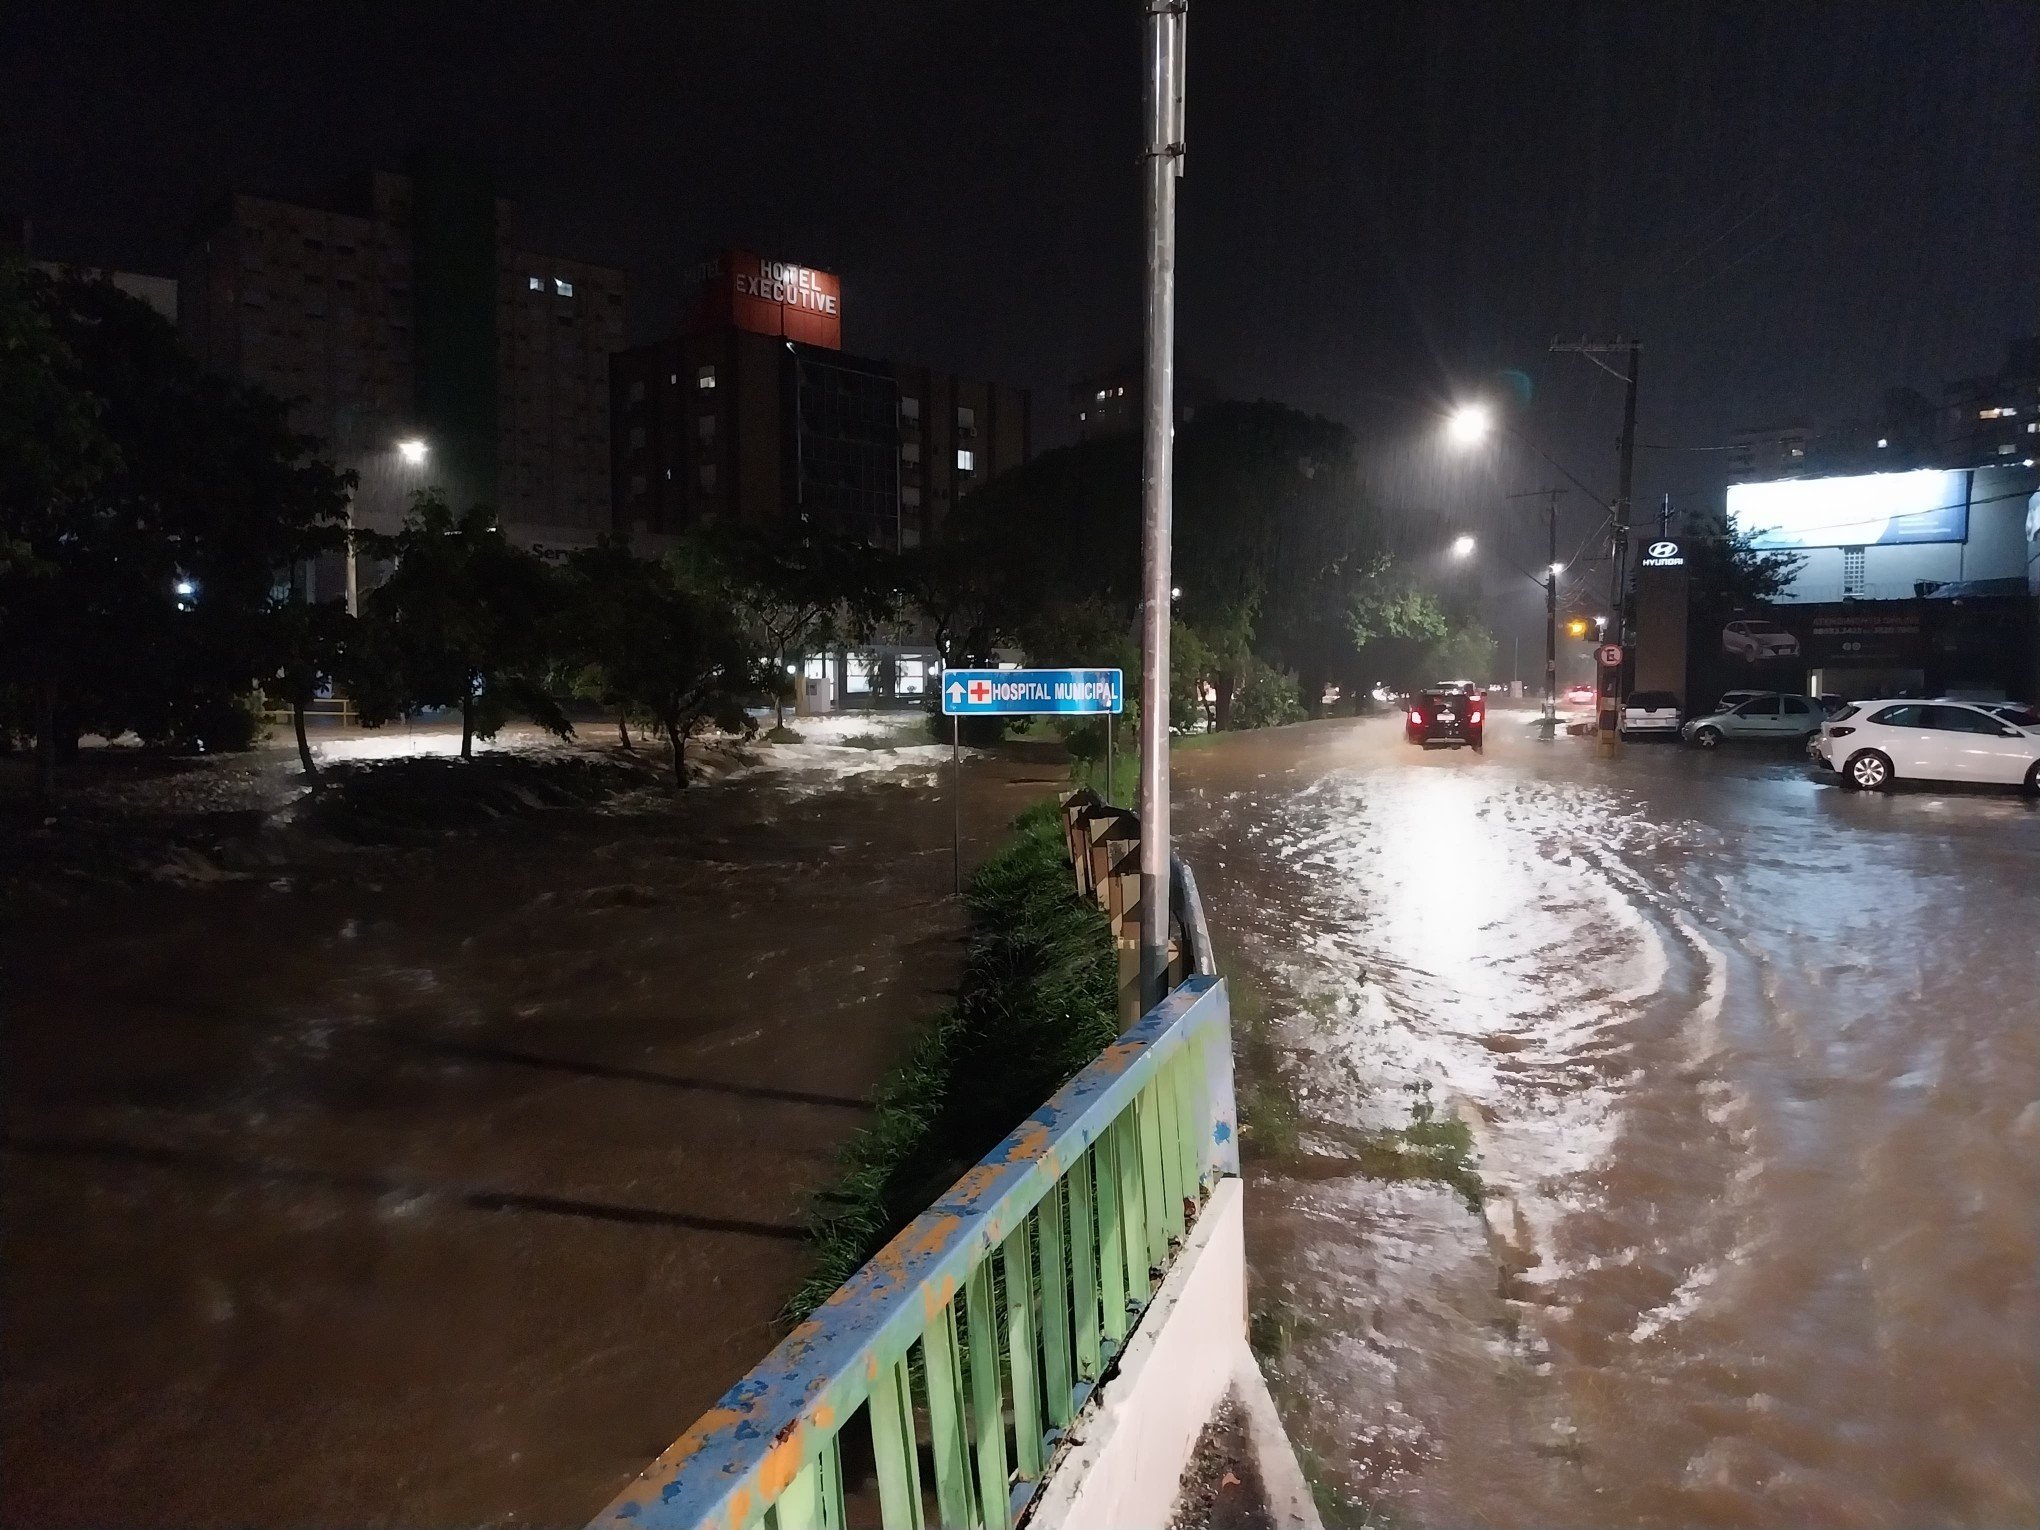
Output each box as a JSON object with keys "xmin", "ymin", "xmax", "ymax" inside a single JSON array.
[
  {"xmin": 2, "ymin": 748, "xmax": 1056, "ymax": 1528},
  {"xmin": 1174, "ymin": 715, "xmax": 2040, "ymax": 1529}
]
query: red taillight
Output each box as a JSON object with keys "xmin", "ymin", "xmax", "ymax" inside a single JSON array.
[
  {"xmin": 1829, "ymin": 725, "xmax": 1855, "ymax": 737},
  {"xmin": 1469, "ymin": 709, "xmax": 1483, "ymax": 724},
  {"xmin": 1409, "ymin": 710, "xmax": 1424, "ymax": 727}
]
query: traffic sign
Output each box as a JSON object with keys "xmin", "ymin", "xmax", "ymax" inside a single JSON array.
[
  {"xmin": 941, "ymin": 667, "xmax": 1124, "ymax": 716},
  {"xmin": 1596, "ymin": 644, "xmax": 1624, "ymax": 667}
]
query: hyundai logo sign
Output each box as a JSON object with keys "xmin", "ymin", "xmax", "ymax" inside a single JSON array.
[{"xmin": 1641, "ymin": 539, "xmax": 1685, "ymax": 568}]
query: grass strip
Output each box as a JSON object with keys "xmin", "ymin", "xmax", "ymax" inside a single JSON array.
[{"xmin": 785, "ymin": 798, "xmax": 1118, "ymax": 1322}]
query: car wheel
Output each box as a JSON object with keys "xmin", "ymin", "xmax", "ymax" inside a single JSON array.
[
  {"xmin": 1691, "ymin": 726, "xmax": 1722, "ymax": 749},
  {"xmin": 2025, "ymin": 760, "xmax": 2040, "ymax": 797},
  {"xmin": 1842, "ymin": 749, "xmax": 1893, "ymax": 792}
]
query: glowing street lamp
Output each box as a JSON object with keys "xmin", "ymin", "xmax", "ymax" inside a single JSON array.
[
  {"xmin": 1444, "ymin": 402, "xmax": 1492, "ymax": 447},
  {"xmin": 397, "ymin": 438, "xmax": 429, "ymax": 466},
  {"xmin": 1450, "ymin": 534, "xmax": 1477, "ymax": 558}
]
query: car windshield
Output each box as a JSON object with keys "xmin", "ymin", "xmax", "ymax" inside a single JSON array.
[{"xmin": 1747, "ymin": 622, "xmax": 1791, "ymax": 636}]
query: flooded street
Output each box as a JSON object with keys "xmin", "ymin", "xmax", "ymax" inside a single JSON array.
[
  {"xmin": 2, "ymin": 735, "xmax": 1054, "ymax": 1528},
  {"xmin": 1176, "ymin": 712, "xmax": 2040, "ymax": 1529}
]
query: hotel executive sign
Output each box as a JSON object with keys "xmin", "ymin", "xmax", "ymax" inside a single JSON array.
[{"xmin": 706, "ymin": 249, "xmax": 843, "ymax": 349}]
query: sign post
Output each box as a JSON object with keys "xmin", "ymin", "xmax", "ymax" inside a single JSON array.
[{"xmin": 941, "ymin": 668, "xmax": 1125, "ymax": 893}]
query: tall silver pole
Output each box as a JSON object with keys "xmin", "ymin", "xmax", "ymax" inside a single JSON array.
[{"xmin": 1138, "ymin": 0, "xmax": 1186, "ymax": 1008}]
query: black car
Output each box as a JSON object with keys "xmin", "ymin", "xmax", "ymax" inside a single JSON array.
[{"xmin": 1405, "ymin": 687, "xmax": 1484, "ymax": 750}]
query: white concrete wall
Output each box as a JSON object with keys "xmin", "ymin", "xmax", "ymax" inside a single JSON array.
[{"xmin": 1032, "ymin": 1179, "xmax": 1248, "ymax": 1529}]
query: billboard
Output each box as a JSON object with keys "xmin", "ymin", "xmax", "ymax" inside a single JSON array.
[
  {"xmin": 1726, "ymin": 469, "xmax": 1968, "ymax": 550},
  {"xmin": 698, "ymin": 249, "xmax": 842, "ymax": 349}
]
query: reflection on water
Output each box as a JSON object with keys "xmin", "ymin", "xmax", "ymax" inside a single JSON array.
[{"xmin": 1178, "ymin": 719, "xmax": 2040, "ymax": 1530}]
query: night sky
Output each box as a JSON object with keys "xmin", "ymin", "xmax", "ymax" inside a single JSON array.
[{"xmin": 6, "ymin": 1, "xmax": 2035, "ymax": 640}]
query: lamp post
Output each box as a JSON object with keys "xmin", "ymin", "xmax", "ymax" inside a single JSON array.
[{"xmin": 350, "ymin": 438, "xmax": 430, "ymax": 616}]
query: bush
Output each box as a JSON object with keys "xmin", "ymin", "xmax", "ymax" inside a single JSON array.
[
  {"xmin": 787, "ymin": 799, "xmax": 1116, "ymax": 1319},
  {"xmin": 1232, "ymin": 660, "xmax": 1305, "ymax": 729}
]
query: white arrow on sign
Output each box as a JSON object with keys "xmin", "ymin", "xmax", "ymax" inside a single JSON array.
[{"xmin": 948, "ymin": 681, "xmax": 965, "ymax": 705}]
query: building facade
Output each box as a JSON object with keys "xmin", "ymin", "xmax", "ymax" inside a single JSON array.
[
  {"xmin": 180, "ymin": 156, "xmax": 625, "ymax": 587},
  {"xmin": 612, "ymin": 251, "xmax": 1030, "ymax": 552}
]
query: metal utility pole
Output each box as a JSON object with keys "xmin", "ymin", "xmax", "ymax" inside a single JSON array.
[
  {"xmin": 1137, "ymin": 0, "xmax": 1186, "ymax": 1009},
  {"xmin": 1551, "ymin": 337, "xmax": 1640, "ymax": 755},
  {"xmin": 1506, "ymin": 487, "xmax": 1564, "ymax": 736}
]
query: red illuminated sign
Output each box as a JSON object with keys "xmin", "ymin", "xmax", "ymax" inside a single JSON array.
[{"xmin": 701, "ymin": 250, "xmax": 842, "ymax": 349}]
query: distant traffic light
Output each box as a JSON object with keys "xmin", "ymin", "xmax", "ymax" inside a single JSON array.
[{"xmin": 1565, "ymin": 617, "xmax": 1590, "ymax": 639}]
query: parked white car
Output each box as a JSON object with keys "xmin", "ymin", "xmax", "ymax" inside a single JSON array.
[
  {"xmin": 1619, "ymin": 690, "xmax": 1682, "ymax": 738},
  {"xmin": 1814, "ymin": 699, "xmax": 2040, "ymax": 792},
  {"xmin": 1682, "ymin": 692, "xmax": 1823, "ymax": 747},
  {"xmin": 1721, "ymin": 619, "xmax": 1801, "ymax": 662}
]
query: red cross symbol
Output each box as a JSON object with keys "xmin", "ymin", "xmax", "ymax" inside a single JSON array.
[{"xmin": 968, "ymin": 679, "xmax": 992, "ymax": 704}]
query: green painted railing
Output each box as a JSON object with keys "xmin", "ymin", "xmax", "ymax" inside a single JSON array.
[{"xmin": 590, "ymin": 973, "xmax": 1237, "ymax": 1530}]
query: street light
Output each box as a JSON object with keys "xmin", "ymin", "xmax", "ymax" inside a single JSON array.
[
  {"xmin": 1444, "ymin": 402, "xmax": 1492, "ymax": 446},
  {"xmin": 1450, "ymin": 534, "xmax": 1477, "ymax": 559},
  {"xmin": 397, "ymin": 438, "xmax": 429, "ymax": 465}
]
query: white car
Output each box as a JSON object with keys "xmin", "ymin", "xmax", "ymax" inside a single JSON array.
[
  {"xmin": 1683, "ymin": 692, "xmax": 1823, "ymax": 747},
  {"xmin": 1814, "ymin": 699, "xmax": 2040, "ymax": 792},
  {"xmin": 1619, "ymin": 690, "xmax": 1682, "ymax": 738},
  {"xmin": 1721, "ymin": 619, "xmax": 1801, "ymax": 663}
]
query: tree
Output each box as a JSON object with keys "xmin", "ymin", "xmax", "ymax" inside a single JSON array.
[
  {"xmin": 714, "ymin": 528, "xmax": 885, "ymax": 728},
  {"xmin": 1348, "ymin": 571, "xmax": 1451, "ymax": 688},
  {"xmin": 562, "ymin": 539, "xmax": 760, "ymax": 787},
  {"xmin": 1681, "ymin": 518, "xmax": 1805, "ymax": 617},
  {"xmin": 0, "ymin": 259, "xmax": 116, "ymax": 794},
  {"xmin": 351, "ymin": 493, "xmax": 569, "ymax": 757},
  {"xmin": 2, "ymin": 267, "xmax": 353, "ymax": 793}
]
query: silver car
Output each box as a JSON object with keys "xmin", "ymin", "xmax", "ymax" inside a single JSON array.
[{"xmin": 1682, "ymin": 692, "xmax": 1823, "ymax": 748}]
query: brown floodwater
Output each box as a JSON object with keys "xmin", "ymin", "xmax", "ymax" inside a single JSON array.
[
  {"xmin": 2, "ymin": 739, "xmax": 1058, "ymax": 1528},
  {"xmin": 1174, "ymin": 713, "xmax": 2039, "ymax": 1530}
]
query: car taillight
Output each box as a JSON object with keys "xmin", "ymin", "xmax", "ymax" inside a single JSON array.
[
  {"xmin": 1469, "ymin": 709, "xmax": 1483, "ymax": 724},
  {"xmin": 1409, "ymin": 710, "xmax": 1424, "ymax": 726},
  {"xmin": 1829, "ymin": 725, "xmax": 1854, "ymax": 737}
]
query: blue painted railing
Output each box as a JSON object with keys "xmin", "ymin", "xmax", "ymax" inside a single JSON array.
[{"xmin": 589, "ymin": 974, "xmax": 1237, "ymax": 1530}]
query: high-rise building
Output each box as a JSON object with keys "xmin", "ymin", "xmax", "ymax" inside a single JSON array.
[
  {"xmin": 179, "ymin": 155, "xmax": 625, "ymax": 589},
  {"xmin": 611, "ymin": 250, "xmax": 1031, "ymax": 551}
]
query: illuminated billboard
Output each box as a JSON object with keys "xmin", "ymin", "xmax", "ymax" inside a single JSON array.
[
  {"xmin": 697, "ymin": 249, "xmax": 842, "ymax": 349},
  {"xmin": 1726, "ymin": 469, "xmax": 1968, "ymax": 550}
]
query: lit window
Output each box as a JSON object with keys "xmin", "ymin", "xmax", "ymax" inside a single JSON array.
[
  {"xmin": 1876, "ymin": 438, "xmax": 1888, "ymax": 448},
  {"xmin": 554, "ymin": 278, "xmax": 574, "ymax": 297},
  {"xmin": 528, "ymin": 276, "xmax": 543, "ymax": 291},
  {"xmin": 1078, "ymin": 411, "xmax": 1086, "ymax": 422},
  {"xmin": 957, "ymin": 449, "xmax": 975, "ymax": 472},
  {"xmin": 697, "ymin": 365, "xmax": 716, "ymax": 390},
  {"xmin": 1096, "ymin": 389, "xmax": 1108, "ymax": 401},
  {"xmin": 666, "ymin": 467, "xmax": 673, "ymax": 480},
  {"xmin": 1998, "ymin": 444, "xmax": 2016, "ymax": 454},
  {"xmin": 2027, "ymin": 422, "xmax": 2038, "ymax": 433},
  {"xmin": 669, "ymin": 372, "xmax": 679, "ymax": 386},
  {"xmin": 1789, "ymin": 446, "xmax": 1805, "ymax": 457}
]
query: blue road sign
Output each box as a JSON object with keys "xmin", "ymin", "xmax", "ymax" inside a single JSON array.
[{"xmin": 941, "ymin": 668, "xmax": 1124, "ymax": 716}]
